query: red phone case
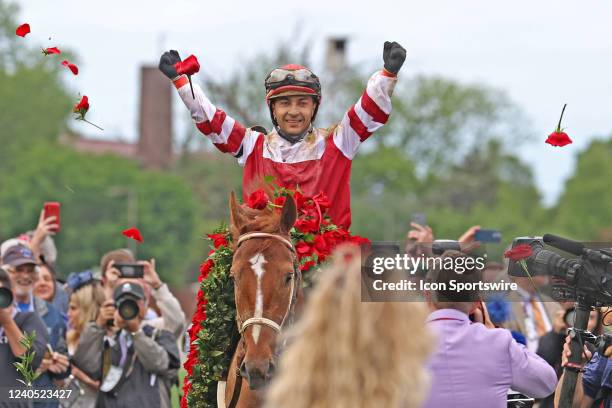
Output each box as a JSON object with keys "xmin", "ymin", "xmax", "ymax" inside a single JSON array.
[{"xmin": 43, "ymin": 202, "xmax": 61, "ymax": 232}]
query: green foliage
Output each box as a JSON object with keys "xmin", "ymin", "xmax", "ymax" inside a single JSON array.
[
  {"xmin": 552, "ymin": 137, "xmax": 612, "ymax": 241},
  {"xmin": 187, "ymin": 229, "xmax": 236, "ymax": 408},
  {"xmin": 0, "ymin": 142, "xmax": 198, "ymax": 285},
  {"xmin": 13, "ymin": 330, "xmax": 40, "ymax": 386}
]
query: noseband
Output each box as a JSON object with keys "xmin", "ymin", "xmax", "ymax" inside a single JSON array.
[{"xmin": 234, "ymin": 232, "xmax": 301, "ymax": 337}]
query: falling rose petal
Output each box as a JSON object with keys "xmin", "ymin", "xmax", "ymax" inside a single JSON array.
[
  {"xmin": 16, "ymin": 23, "xmax": 30, "ymax": 37},
  {"xmin": 122, "ymin": 227, "xmax": 143, "ymax": 243},
  {"xmin": 61, "ymin": 60, "xmax": 79, "ymax": 75},
  {"xmin": 42, "ymin": 47, "xmax": 61, "ymax": 56}
]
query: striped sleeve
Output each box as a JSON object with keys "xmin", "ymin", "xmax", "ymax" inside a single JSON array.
[
  {"xmin": 174, "ymin": 75, "xmax": 248, "ymax": 158},
  {"xmin": 333, "ymin": 69, "xmax": 397, "ymax": 159}
]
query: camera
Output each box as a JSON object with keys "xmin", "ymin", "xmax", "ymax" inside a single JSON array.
[
  {"xmin": 113, "ymin": 282, "xmax": 145, "ymax": 321},
  {"xmin": 0, "ymin": 287, "xmax": 13, "ymax": 309},
  {"xmin": 114, "ymin": 263, "xmax": 144, "ymax": 279},
  {"xmin": 507, "ymin": 234, "xmax": 612, "ymax": 306}
]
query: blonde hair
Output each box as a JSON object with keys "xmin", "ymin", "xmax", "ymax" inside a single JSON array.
[
  {"xmin": 264, "ymin": 244, "xmax": 433, "ymax": 408},
  {"xmin": 66, "ymin": 282, "xmax": 105, "ymax": 350}
]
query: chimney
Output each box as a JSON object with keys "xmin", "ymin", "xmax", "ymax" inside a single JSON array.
[
  {"xmin": 325, "ymin": 37, "xmax": 348, "ymax": 74},
  {"xmin": 138, "ymin": 66, "xmax": 172, "ymax": 169}
]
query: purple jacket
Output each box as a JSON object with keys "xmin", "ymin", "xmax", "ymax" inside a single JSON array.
[{"xmin": 422, "ymin": 309, "xmax": 557, "ymax": 408}]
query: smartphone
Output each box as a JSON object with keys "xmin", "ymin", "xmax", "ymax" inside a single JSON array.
[
  {"xmin": 474, "ymin": 229, "xmax": 502, "ymax": 243},
  {"xmin": 114, "ymin": 263, "xmax": 144, "ymax": 279},
  {"xmin": 43, "ymin": 202, "xmax": 61, "ymax": 232},
  {"xmin": 411, "ymin": 212, "xmax": 427, "ymax": 227}
]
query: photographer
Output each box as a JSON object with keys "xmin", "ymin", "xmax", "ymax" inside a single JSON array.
[
  {"xmin": 99, "ymin": 249, "xmax": 186, "ymax": 339},
  {"xmin": 538, "ymin": 306, "xmax": 602, "ymax": 408},
  {"xmin": 0, "ymin": 267, "xmax": 48, "ymax": 391},
  {"xmin": 1, "ymin": 243, "xmax": 70, "ymax": 407},
  {"xmin": 72, "ymin": 282, "xmax": 180, "ymax": 407},
  {"xmin": 422, "ymin": 250, "xmax": 557, "ymax": 407}
]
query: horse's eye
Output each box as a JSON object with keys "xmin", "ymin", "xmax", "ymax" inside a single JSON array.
[{"xmin": 284, "ymin": 273, "xmax": 293, "ymax": 285}]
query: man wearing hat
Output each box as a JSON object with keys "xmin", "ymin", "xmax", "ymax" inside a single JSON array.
[
  {"xmin": 72, "ymin": 281, "xmax": 180, "ymax": 407},
  {"xmin": 159, "ymin": 41, "xmax": 406, "ymax": 228},
  {"xmin": 1, "ymin": 243, "xmax": 70, "ymax": 407}
]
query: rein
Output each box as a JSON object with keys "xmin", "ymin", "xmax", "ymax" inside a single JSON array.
[{"xmin": 226, "ymin": 231, "xmax": 301, "ymax": 408}]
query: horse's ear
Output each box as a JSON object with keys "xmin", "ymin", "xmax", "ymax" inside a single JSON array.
[
  {"xmin": 229, "ymin": 191, "xmax": 245, "ymax": 230},
  {"xmin": 279, "ymin": 195, "xmax": 297, "ymax": 234}
]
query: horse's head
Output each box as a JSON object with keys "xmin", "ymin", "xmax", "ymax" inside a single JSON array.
[{"xmin": 229, "ymin": 192, "xmax": 300, "ymax": 390}]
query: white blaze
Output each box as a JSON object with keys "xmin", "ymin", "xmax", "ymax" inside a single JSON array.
[{"xmin": 249, "ymin": 253, "xmax": 267, "ymax": 344}]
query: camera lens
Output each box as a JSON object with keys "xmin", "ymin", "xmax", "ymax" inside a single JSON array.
[
  {"xmin": 0, "ymin": 287, "xmax": 13, "ymax": 309},
  {"xmin": 117, "ymin": 298, "xmax": 139, "ymax": 320}
]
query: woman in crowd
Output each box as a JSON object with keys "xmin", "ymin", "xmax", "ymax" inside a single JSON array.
[
  {"xmin": 264, "ymin": 244, "xmax": 433, "ymax": 408},
  {"xmin": 64, "ymin": 274, "xmax": 106, "ymax": 407}
]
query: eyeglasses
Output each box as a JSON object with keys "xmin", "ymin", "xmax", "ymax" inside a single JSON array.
[{"xmin": 67, "ymin": 270, "xmax": 96, "ymax": 291}]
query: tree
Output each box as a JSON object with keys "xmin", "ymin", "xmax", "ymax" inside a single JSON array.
[
  {"xmin": 552, "ymin": 137, "xmax": 612, "ymax": 241},
  {"xmin": 0, "ymin": 142, "xmax": 198, "ymax": 285}
]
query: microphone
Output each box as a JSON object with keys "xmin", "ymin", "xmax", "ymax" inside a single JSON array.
[{"xmin": 543, "ymin": 234, "xmax": 584, "ymax": 256}]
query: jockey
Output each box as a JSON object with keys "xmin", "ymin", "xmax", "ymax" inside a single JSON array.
[{"xmin": 159, "ymin": 41, "xmax": 406, "ymax": 228}]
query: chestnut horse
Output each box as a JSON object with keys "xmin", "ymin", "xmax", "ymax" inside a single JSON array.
[{"xmin": 219, "ymin": 192, "xmax": 303, "ymax": 408}]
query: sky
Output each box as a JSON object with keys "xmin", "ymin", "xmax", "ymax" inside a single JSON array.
[{"xmin": 16, "ymin": 0, "xmax": 612, "ymax": 206}]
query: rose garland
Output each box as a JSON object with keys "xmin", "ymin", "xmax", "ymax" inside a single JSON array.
[{"xmin": 181, "ymin": 186, "xmax": 369, "ymax": 408}]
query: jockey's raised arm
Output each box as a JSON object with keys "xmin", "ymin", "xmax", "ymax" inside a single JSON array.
[
  {"xmin": 333, "ymin": 67, "xmax": 398, "ymax": 159},
  {"xmin": 159, "ymin": 50, "xmax": 252, "ymax": 158}
]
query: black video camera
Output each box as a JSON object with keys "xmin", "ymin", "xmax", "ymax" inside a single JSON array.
[{"xmin": 507, "ymin": 235, "xmax": 612, "ymax": 306}]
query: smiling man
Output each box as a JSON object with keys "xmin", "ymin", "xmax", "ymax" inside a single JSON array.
[{"xmin": 159, "ymin": 41, "xmax": 406, "ymax": 228}]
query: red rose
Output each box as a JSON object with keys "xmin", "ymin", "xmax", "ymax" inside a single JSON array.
[
  {"xmin": 300, "ymin": 260, "xmax": 316, "ymax": 272},
  {"xmin": 295, "ymin": 217, "xmax": 319, "ymax": 234},
  {"xmin": 73, "ymin": 95, "xmax": 89, "ymax": 116},
  {"xmin": 273, "ymin": 195, "xmax": 286, "ymax": 207},
  {"xmin": 42, "ymin": 47, "xmax": 61, "ymax": 56},
  {"xmin": 122, "ymin": 227, "xmax": 143, "ymax": 243},
  {"xmin": 313, "ymin": 234, "xmax": 330, "ymax": 256},
  {"xmin": 504, "ymin": 244, "xmax": 533, "ymax": 261},
  {"xmin": 546, "ymin": 104, "xmax": 572, "ymax": 147},
  {"xmin": 199, "ymin": 259, "xmax": 214, "ymax": 280},
  {"xmin": 349, "ymin": 235, "xmax": 370, "ymax": 246},
  {"xmin": 296, "ymin": 242, "xmax": 314, "ymax": 258},
  {"xmin": 207, "ymin": 233, "xmax": 228, "ymax": 248},
  {"xmin": 61, "ymin": 60, "xmax": 79, "ymax": 75},
  {"xmin": 313, "ymin": 192, "xmax": 331, "ymax": 211},
  {"xmin": 545, "ymin": 132, "xmax": 572, "ymax": 147},
  {"xmin": 175, "ymin": 54, "xmax": 200, "ymax": 76},
  {"xmin": 293, "ymin": 190, "xmax": 307, "ymax": 209},
  {"xmin": 16, "ymin": 23, "xmax": 30, "ymax": 37},
  {"xmin": 247, "ymin": 189, "xmax": 269, "ymax": 209}
]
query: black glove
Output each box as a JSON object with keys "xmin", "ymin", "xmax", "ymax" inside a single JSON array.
[
  {"xmin": 158, "ymin": 50, "xmax": 182, "ymax": 79},
  {"xmin": 383, "ymin": 41, "xmax": 406, "ymax": 75}
]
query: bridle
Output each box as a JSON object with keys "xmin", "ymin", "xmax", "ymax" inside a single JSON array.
[
  {"xmin": 225, "ymin": 231, "xmax": 301, "ymax": 408},
  {"xmin": 234, "ymin": 232, "xmax": 301, "ymax": 337}
]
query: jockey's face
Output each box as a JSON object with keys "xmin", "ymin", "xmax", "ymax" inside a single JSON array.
[{"xmin": 272, "ymin": 96, "xmax": 316, "ymax": 136}]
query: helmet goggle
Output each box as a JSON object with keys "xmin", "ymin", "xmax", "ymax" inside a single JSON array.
[{"xmin": 265, "ymin": 67, "xmax": 321, "ymax": 95}]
